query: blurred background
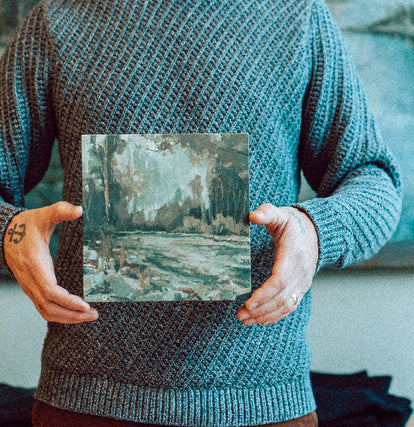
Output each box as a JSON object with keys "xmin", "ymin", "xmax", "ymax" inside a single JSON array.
[{"xmin": 0, "ymin": 0, "xmax": 413, "ymax": 419}]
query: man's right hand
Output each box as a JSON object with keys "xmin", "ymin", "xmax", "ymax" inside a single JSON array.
[{"xmin": 4, "ymin": 201, "xmax": 98, "ymax": 324}]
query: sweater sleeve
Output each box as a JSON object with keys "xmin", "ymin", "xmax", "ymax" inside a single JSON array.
[
  {"xmin": 295, "ymin": 0, "xmax": 402, "ymax": 270},
  {"xmin": 0, "ymin": 4, "xmax": 56, "ymax": 272}
]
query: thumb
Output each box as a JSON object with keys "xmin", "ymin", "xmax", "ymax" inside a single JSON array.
[
  {"xmin": 249, "ymin": 203, "xmax": 287, "ymax": 227},
  {"xmin": 46, "ymin": 201, "xmax": 83, "ymax": 226}
]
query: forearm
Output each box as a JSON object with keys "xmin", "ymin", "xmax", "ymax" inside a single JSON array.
[
  {"xmin": 295, "ymin": 165, "xmax": 402, "ymax": 270},
  {"xmin": 0, "ymin": 5, "xmax": 56, "ymax": 271},
  {"xmin": 298, "ymin": 1, "xmax": 402, "ymax": 270}
]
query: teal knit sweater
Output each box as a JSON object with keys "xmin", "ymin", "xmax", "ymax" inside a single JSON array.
[{"xmin": 0, "ymin": 0, "xmax": 402, "ymax": 425}]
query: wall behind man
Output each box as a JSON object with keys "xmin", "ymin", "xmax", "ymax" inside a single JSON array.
[
  {"xmin": 0, "ymin": 0, "xmax": 413, "ymax": 408},
  {"xmin": 308, "ymin": 270, "xmax": 414, "ymax": 403}
]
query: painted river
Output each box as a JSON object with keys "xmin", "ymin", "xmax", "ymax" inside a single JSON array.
[{"xmin": 84, "ymin": 231, "xmax": 251, "ymax": 302}]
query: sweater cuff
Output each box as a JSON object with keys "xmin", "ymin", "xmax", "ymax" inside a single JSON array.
[
  {"xmin": 0, "ymin": 202, "xmax": 25, "ymax": 274},
  {"xmin": 293, "ymin": 198, "xmax": 347, "ymax": 271}
]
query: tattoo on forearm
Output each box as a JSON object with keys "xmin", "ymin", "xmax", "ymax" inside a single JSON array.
[
  {"xmin": 288, "ymin": 210, "xmax": 306, "ymax": 235},
  {"xmin": 7, "ymin": 223, "xmax": 26, "ymax": 244}
]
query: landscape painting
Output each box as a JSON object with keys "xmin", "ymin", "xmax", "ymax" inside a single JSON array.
[{"xmin": 82, "ymin": 133, "xmax": 250, "ymax": 302}]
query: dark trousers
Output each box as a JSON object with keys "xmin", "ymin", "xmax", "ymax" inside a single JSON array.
[{"xmin": 32, "ymin": 400, "xmax": 318, "ymax": 427}]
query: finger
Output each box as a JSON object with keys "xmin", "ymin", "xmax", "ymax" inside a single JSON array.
[
  {"xmin": 35, "ymin": 300, "xmax": 98, "ymax": 324},
  {"xmin": 17, "ymin": 278, "xmax": 97, "ymax": 324},
  {"xmin": 29, "ymin": 264, "xmax": 91, "ymax": 313},
  {"xmin": 245, "ymin": 307, "xmax": 293, "ymax": 326},
  {"xmin": 244, "ymin": 274, "xmax": 284, "ymax": 310},
  {"xmin": 18, "ymin": 274, "xmax": 94, "ymax": 317},
  {"xmin": 46, "ymin": 201, "xmax": 82, "ymax": 227},
  {"xmin": 46, "ymin": 285, "xmax": 92, "ymax": 312},
  {"xmin": 249, "ymin": 203, "xmax": 287, "ymax": 227},
  {"xmin": 239, "ymin": 293, "xmax": 299, "ymax": 325},
  {"xmin": 239, "ymin": 292, "xmax": 286, "ymax": 320}
]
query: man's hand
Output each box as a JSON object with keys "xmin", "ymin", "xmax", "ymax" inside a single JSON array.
[
  {"xmin": 237, "ymin": 203, "xmax": 319, "ymax": 326},
  {"xmin": 4, "ymin": 201, "xmax": 98, "ymax": 324}
]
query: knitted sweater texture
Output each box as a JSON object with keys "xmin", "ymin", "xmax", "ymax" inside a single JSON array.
[{"xmin": 0, "ymin": 0, "xmax": 402, "ymax": 425}]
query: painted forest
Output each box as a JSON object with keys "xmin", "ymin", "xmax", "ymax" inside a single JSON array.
[
  {"xmin": 82, "ymin": 133, "xmax": 251, "ymax": 302},
  {"xmin": 82, "ymin": 134, "xmax": 249, "ymax": 235}
]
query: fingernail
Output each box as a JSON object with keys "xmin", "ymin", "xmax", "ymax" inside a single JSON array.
[
  {"xmin": 238, "ymin": 312, "xmax": 250, "ymax": 321},
  {"xmin": 248, "ymin": 302, "xmax": 258, "ymax": 310},
  {"xmin": 243, "ymin": 318, "xmax": 257, "ymax": 326},
  {"xmin": 254, "ymin": 210, "xmax": 265, "ymax": 220}
]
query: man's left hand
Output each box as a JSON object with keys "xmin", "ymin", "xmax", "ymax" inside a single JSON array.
[{"xmin": 237, "ymin": 203, "xmax": 319, "ymax": 326}]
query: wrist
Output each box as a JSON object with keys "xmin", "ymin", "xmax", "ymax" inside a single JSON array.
[
  {"xmin": 1, "ymin": 206, "xmax": 26, "ymax": 273},
  {"xmin": 289, "ymin": 207, "xmax": 319, "ymax": 272}
]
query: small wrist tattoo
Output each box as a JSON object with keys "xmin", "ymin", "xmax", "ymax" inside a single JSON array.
[
  {"xmin": 288, "ymin": 210, "xmax": 306, "ymax": 235},
  {"xmin": 7, "ymin": 223, "xmax": 26, "ymax": 244}
]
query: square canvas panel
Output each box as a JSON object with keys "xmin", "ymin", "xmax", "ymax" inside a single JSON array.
[{"xmin": 82, "ymin": 133, "xmax": 250, "ymax": 302}]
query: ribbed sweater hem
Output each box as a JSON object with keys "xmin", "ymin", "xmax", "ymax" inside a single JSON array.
[{"xmin": 35, "ymin": 370, "xmax": 316, "ymax": 426}]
